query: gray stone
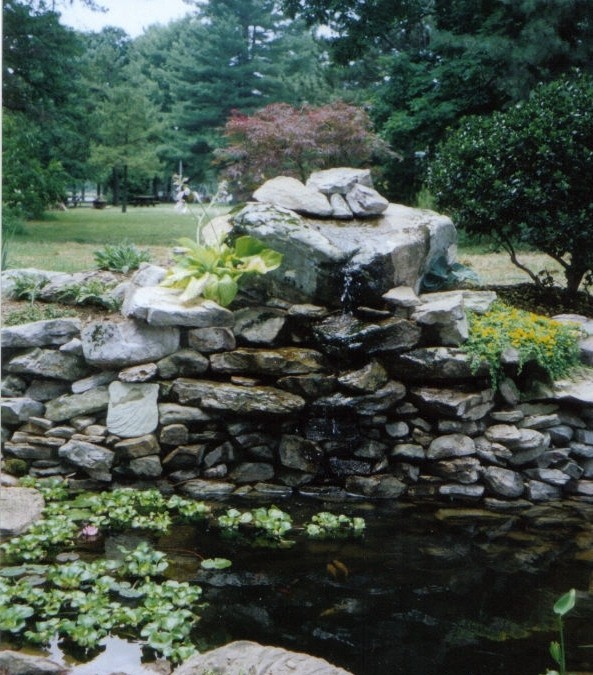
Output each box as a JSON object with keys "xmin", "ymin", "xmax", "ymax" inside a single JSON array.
[
  {"xmin": 1, "ymin": 375, "xmax": 27, "ymax": 397},
  {"xmin": 412, "ymin": 293, "xmax": 468, "ymax": 346},
  {"xmin": 482, "ymin": 467, "xmax": 525, "ymax": 498},
  {"xmin": 313, "ymin": 381, "xmax": 406, "ymax": 415},
  {"xmin": 37, "ymin": 270, "xmax": 118, "ymax": 304},
  {"xmin": 187, "ymin": 326, "xmax": 236, "ymax": 353},
  {"xmin": 1, "ymin": 318, "xmax": 81, "ymax": 348},
  {"xmin": 345, "ymin": 183, "xmax": 389, "ymax": 216},
  {"xmin": 277, "ymin": 373, "xmax": 338, "ymax": 398},
  {"xmin": 160, "ymin": 424, "xmax": 189, "ymax": 446},
  {"xmin": 279, "ymin": 434, "xmax": 322, "ymax": 472},
  {"xmin": 579, "ymin": 335, "xmax": 593, "ymax": 365},
  {"xmin": 306, "ymin": 167, "xmax": 373, "ymax": 195},
  {"xmin": 490, "ymin": 410, "xmax": 524, "ymax": 424},
  {"xmin": 203, "ymin": 442, "xmax": 236, "ymax": 468},
  {"xmin": 498, "ymin": 377, "xmax": 521, "ymax": 406},
  {"xmin": 203, "ymin": 464, "xmax": 228, "ymax": 479},
  {"xmin": 389, "ymin": 347, "xmax": 486, "ymax": 381},
  {"xmin": 411, "ymin": 386, "xmax": 495, "ymax": 421},
  {"xmin": 157, "ymin": 349, "xmax": 209, "ymax": 379},
  {"xmin": 427, "ymin": 434, "xmax": 475, "ymax": 459},
  {"xmin": 390, "ymin": 443, "xmax": 425, "ymax": 461},
  {"xmin": 175, "ymin": 379, "xmax": 306, "ymax": 415},
  {"xmin": 570, "ymin": 442, "xmax": 593, "ymax": 459},
  {"xmin": 24, "ymin": 380, "xmax": 70, "ymax": 402},
  {"xmin": 526, "ymin": 480, "xmax": 562, "ymax": 501},
  {"xmin": 1, "ymin": 268, "xmax": 71, "ymax": 298},
  {"xmin": 173, "ymin": 640, "xmax": 352, "ymax": 675},
  {"xmin": 0, "ymin": 487, "xmax": 45, "ymax": 536},
  {"xmin": 231, "ymin": 200, "xmax": 456, "ymax": 307},
  {"xmin": 420, "ymin": 289, "xmax": 497, "ymax": 315},
  {"xmin": 1, "ymin": 397, "xmax": 45, "ymax": 425},
  {"xmin": 233, "ymin": 306, "xmax": 287, "ymax": 345},
  {"xmin": 44, "ymin": 387, "xmax": 109, "ymax": 422},
  {"xmin": 106, "ymin": 381, "xmax": 159, "ymax": 437},
  {"xmin": 6, "ymin": 348, "xmax": 88, "ymax": 381},
  {"xmin": 438, "ymin": 419, "xmax": 482, "ymax": 435},
  {"xmin": 314, "ymin": 314, "xmax": 421, "ymax": 358},
  {"xmin": 210, "ymin": 347, "xmax": 326, "ymax": 376},
  {"xmin": 547, "ymin": 425, "xmax": 574, "ymax": 445},
  {"xmin": 253, "ymin": 175, "xmax": 333, "ymax": 216},
  {"xmin": 329, "ymin": 192, "xmax": 353, "ymax": 218},
  {"xmin": 114, "ymin": 434, "xmax": 160, "ymax": 460},
  {"xmin": 118, "ymin": 362, "xmax": 158, "ymax": 382},
  {"xmin": 551, "ymin": 371, "xmax": 593, "ymax": 404},
  {"xmin": 179, "ymin": 478, "xmax": 235, "ymax": 499},
  {"xmin": 58, "ymin": 440, "xmax": 114, "ymax": 480},
  {"xmin": 128, "ymin": 455, "xmax": 162, "ymax": 478},
  {"xmin": 163, "ymin": 444, "xmax": 206, "ymax": 470},
  {"xmin": 354, "ymin": 439, "xmax": 388, "ymax": 459},
  {"xmin": 81, "ymin": 319, "xmax": 180, "ymax": 368},
  {"xmin": 130, "ymin": 262, "xmax": 167, "ymax": 287},
  {"xmin": 439, "ymin": 484, "xmax": 485, "ymax": 500},
  {"xmin": 158, "ymin": 403, "xmax": 212, "ymax": 426},
  {"xmin": 0, "ymin": 649, "xmax": 66, "ymax": 674},
  {"xmin": 521, "ymin": 414, "xmax": 562, "ymax": 429},
  {"xmin": 71, "ymin": 370, "xmax": 118, "ymax": 394},
  {"xmin": 382, "ymin": 285, "xmax": 421, "ymax": 309},
  {"xmin": 432, "ymin": 457, "xmax": 481, "ymax": 484},
  {"xmin": 230, "ymin": 462, "xmax": 275, "ymax": 483},
  {"xmin": 565, "ymin": 480, "xmax": 593, "ymax": 497},
  {"xmin": 345, "ymin": 474, "xmax": 407, "ymax": 498},
  {"xmin": 3, "ymin": 440, "xmax": 56, "ymax": 461},
  {"xmin": 575, "ymin": 428, "xmax": 593, "ymax": 445},
  {"xmin": 524, "ymin": 468, "xmax": 572, "ymax": 486},
  {"xmin": 385, "ymin": 421, "xmax": 409, "ymax": 439},
  {"xmin": 338, "ymin": 360, "xmax": 389, "ymax": 393},
  {"xmin": 123, "ymin": 285, "xmax": 235, "ymax": 327}
]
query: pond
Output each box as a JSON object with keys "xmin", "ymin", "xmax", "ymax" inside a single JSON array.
[{"xmin": 3, "ymin": 496, "xmax": 593, "ymax": 675}]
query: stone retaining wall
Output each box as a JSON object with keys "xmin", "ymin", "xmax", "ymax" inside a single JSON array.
[{"xmin": 2, "ymin": 269, "xmax": 593, "ymax": 509}]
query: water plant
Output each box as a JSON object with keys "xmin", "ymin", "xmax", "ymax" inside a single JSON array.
[
  {"xmin": 546, "ymin": 588, "xmax": 576, "ymax": 675},
  {"xmin": 161, "ymin": 175, "xmax": 282, "ymax": 307},
  {"xmin": 94, "ymin": 242, "xmax": 151, "ymax": 273},
  {"xmin": 303, "ymin": 512, "xmax": 366, "ymax": 539},
  {"xmin": 217, "ymin": 505, "xmax": 293, "ymax": 541},
  {"xmin": 464, "ymin": 302, "xmax": 583, "ymax": 388}
]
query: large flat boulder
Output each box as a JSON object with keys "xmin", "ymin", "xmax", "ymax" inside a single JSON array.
[{"xmin": 0, "ymin": 487, "xmax": 45, "ymax": 536}]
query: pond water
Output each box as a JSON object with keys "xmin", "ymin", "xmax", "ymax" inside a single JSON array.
[{"xmin": 6, "ymin": 499, "xmax": 593, "ymax": 675}]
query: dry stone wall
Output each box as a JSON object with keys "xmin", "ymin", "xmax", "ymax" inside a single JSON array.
[{"xmin": 2, "ymin": 271, "xmax": 593, "ymax": 510}]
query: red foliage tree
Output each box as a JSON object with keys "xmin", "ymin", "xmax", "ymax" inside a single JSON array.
[{"xmin": 216, "ymin": 101, "xmax": 394, "ymax": 197}]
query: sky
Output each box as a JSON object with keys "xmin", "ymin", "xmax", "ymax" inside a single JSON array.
[{"xmin": 59, "ymin": 0, "xmax": 193, "ymax": 38}]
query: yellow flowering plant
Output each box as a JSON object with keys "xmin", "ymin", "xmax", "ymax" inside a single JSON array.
[{"xmin": 464, "ymin": 302, "xmax": 583, "ymax": 388}]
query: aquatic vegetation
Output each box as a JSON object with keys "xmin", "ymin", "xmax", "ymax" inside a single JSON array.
[
  {"xmin": 217, "ymin": 505, "xmax": 293, "ymax": 540},
  {"xmin": 547, "ymin": 588, "xmax": 576, "ymax": 675},
  {"xmin": 304, "ymin": 512, "xmax": 366, "ymax": 539}
]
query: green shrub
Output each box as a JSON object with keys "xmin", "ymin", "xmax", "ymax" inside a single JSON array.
[
  {"xmin": 4, "ymin": 304, "xmax": 78, "ymax": 326},
  {"xmin": 464, "ymin": 302, "xmax": 583, "ymax": 387},
  {"xmin": 94, "ymin": 242, "xmax": 152, "ymax": 273}
]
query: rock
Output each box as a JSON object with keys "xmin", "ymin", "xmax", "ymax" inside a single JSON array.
[
  {"xmin": 313, "ymin": 381, "xmax": 406, "ymax": 415},
  {"xmin": 231, "ymin": 200, "xmax": 456, "ymax": 307},
  {"xmin": 1, "ymin": 375, "xmax": 27, "ymax": 397},
  {"xmin": 526, "ymin": 480, "xmax": 562, "ymax": 501},
  {"xmin": 210, "ymin": 347, "xmax": 326, "ymax": 376},
  {"xmin": 160, "ymin": 424, "xmax": 189, "ymax": 446},
  {"xmin": 439, "ymin": 484, "xmax": 485, "ymax": 500},
  {"xmin": 385, "ymin": 421, "xmax": 409, "ymax": 439},
  {"xmin": 106, "ymin": 381, "xmax": 159, "ymax": 437},
  {"xmin": 123, "ymin": 285, "xmax": 235, "ymax": 328},
  {"xmin": 354, "ymin": 439, "xmax": 388, "ymax": 459},
  {"xmin": 0, "ymin": 650, "xmax": 66, "ymax": 674},
  {"xmin": 329, "ymin": 193, "xmax": 353, "ymax": 218},
  {"xmin": 174, "ymin": 379, "xmax": 306, "ymax": 415},
  {"xmin": 6, "ymin": 348, "xmax": 88, "ymax": 381},
  {"xmin": 482, "ymin": 467, "xmax": 525, "ymax": 498},
  {"xmin": 1, "ymin": 318, "xmax": 81, "ymax": 348},
  {"xmin": 253, "ymin": 176, "xmax": 333, "ymax": 216},
  {"xmin": 390, "ymin": 443, "xmax": 425, "ymax": 460},
  {"xmin": 547, "ymin": 425, "xmax": 574, "ymax": 444},
  {"xmin": 576, "ymin": 429, "xmax": 593, "ymax": 445},
  {"xmin": 187, "ymin": 326, "xmax": 236, "ymax": 353},
  {"xmin": 156, "ymin": 349, "xmax": 209, "ymax": 379},
  {"xmin": 58, "ymin": 440, "xmax": 114, "ymax": 481},
  {"xmin": 24, "ymin": 380, "xmax": 70, "ymax": 402},
  {"xmin": 524, "ymin": 468, "xmax": 572, "ymax": 486},
  {"xmin": 420, "ymin": 289, "xmax": 497, "ymax": 315},
  {"xmin": 389, "ymin": 347, "xmax": 487, "ymax": 381},
  {"xmin": 1, "ymin": 397, "xmax": 45, "ymax": 425},
  {"xmin": 412, "ymin": 292, "xmax": 468, "ymax": 346},
  {"xmin": 277, "ymin": 373, "xmax": 338, "ymax": 398},
  {"xmin": 71, "ymin": 370, "xmax": 118, "ymax": 394},
  {"xmin": 172, "ymin": 640, "xmax": 352, "ymax": 675},
  {"xmin": 82, "ymin": 319, "xmax": 180, "ymax": 368},
  {"xmin": 432, "ymin": 457, "xmax": 482, "ymax": 483},
  {"xmin": 313, "ymin": 313, "xmax": 421, "ymax": 358},
  {"xmin": 44, "ymin": 386, "xmax": 109, "ymax": 422},
  {"xmin": 345, "ymin": 183, "xmax": 389, "ymax": 216},
  {"xmin": 306, "ymin": 167, "xmax": 373, "ymax": 194},
  {"xmin": 233, "ymin": 306, "xmax": 287, "ymax": 345},
  {"xmin": 229, "ymin": 462, "xmax": 275, "ymax": 483},
  {"xmin": 411, "ymin": 386, "xmax": 495, "ymax": 421},
  {"xmin": 128, "ymin": 455, "xmax": 162, "ymax": 478},
  {"xmin": 279, "ymin": 434, "xmax": 322, "ymax": 472},
  {"xmin": 179, "ymin": 478, "xmax": 235, "ymax": 499},
  {"xmin": 338, "ymin": 360, "xmax": 389, "ymax": 393},
  {"xmin": 130, "ymin": 262, "xmax": 167, "ymax": 287},
  {"xmin": 345, "ymin": 474, "xmax": 407, "ymax": 498},
  {"xmin": 427, "ymin": 434, "xmax": 476, "ymax": 459},
  {"xmin": 118, "ymin": 362, "xmax": 158, "ymax": 382},
  {"xmin": 114, "ymin": 434, "xmax": 160, "ymax": 460},
  {"xmin": 158, "ymin": 403, "xmax": 212, "ymax": 426},
  {"xmin": 0, "ymin": 487, "xmax": 45, "ymax": 536}
]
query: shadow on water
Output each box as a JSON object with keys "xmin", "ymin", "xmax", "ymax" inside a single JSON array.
[{"xmin": 8, "ymin": 500, "xmax": 593, "ymax": 675}]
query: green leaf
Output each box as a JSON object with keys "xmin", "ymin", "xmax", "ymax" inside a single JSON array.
[
  {"xmin": 205, "ymin": 274, "xmax": 238, "ymax": 307},
  {"xmin": 553, "ymin": 589, "xmax": 576, "ymax": 616},
  {"xmin": 233, "ymin": 235, "xmax": 267, "ymax": 257},
  {"xmin": 200, "ymin": 558, "xmax": 232, "ymax": 570},
  {"xmin": 549, "ymin": 640, "xmax": 562, "ymax": 665},
  {"xmin": 179, "ymin": 274, "xmax": 210, "ymax": 304}
]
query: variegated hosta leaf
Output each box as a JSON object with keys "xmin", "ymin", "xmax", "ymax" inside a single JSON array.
[{"xmin": 179, "ymin": 274, "xmax": 211, "ymax": 304}]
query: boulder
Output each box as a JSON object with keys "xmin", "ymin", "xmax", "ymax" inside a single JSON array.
[
  {"xmin": 345, "ymin": 183, "xmax": 389, "ymax": 216},
  {"xmin": 306, "ymin": 167, "xmax": 373, "ymax": 194},
  {"xmin": 6, "ymin": 348, "xmax": 88, "ymax": 381},
  {"xmin": 411, "ymin": 386, "xmax": 495, "ymax": 421},
  {"xmin": 0, "ymin": 487, "xmax": 45, "ymax": 536},
  {"xmin": 210, "ymin": 347, "xmax": 326, "ymax": 376},
  {"xmin": 156, "ymin": 349, "xmax": 209, "ymax": 379},
  {"xmin": 233, "ymin": 306, "xmax": 287, "ymax": 345},
  {"xmin": 389, "ymin": 347, "xmax": 487, "ymax": 381},
  {"xmin": 44, "ymin": 386, "xmax": 109, "ymax": 422},
  {"xmin": 1, "ymin": 318, "xmax": 81, "ymax": 348},
  {"xmin": 81, "ymin": 319, "xmax": 180, "ymax": 368},
  {"xmin": 482, "ymin": 467, "xmax": 525, "ymax": 498},
  {"xmin": 187, "ymin": 326, "xmax": 236, "ymax": 353},
  {"xmin": 123, "ymin": 285, "xmax": 234, "ymax": 327},
  {"xmin": 427, "ymin": 434, "xmax": 476, "ymax": 459},
  {"xmin": 1, "ymin": 397, "xmax": 45, "ymax": 425},
  {"xmin": 0, "ymin": 650, "xmax": 66, "ymax": 674},
  {"xmin": 231, "ymin": 198, "xmax": 456, "ymax": 307},
  {"xmin": 173, "ymin": 640, "xmax": 352, "ymax": 675},
  {"xmin": 279, "ymin": 434, "xmax": 323, "ymax": 473},
  {"xmin": 58, "ymin": 440, "xmax": 114, "ymax": 480}
]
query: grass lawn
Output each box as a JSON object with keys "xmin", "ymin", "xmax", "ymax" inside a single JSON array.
[
  {"xmin": 5, "ymin": 204, "xmax": 228, "ymax": 273},
  {"xmin": 3, "ymin": 203, "xmax": 567, "ymax": 288}
]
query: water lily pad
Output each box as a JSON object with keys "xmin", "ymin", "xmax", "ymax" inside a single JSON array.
[{"xmin": 56, "ymin": 552, "xmax": 80, "ymax": 563}]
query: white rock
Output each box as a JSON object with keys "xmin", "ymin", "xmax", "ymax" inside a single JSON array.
[
  {"xmin": 253, "ymin": 176, "xmax": 333, "ymax": 217},
  {"xmin": 345, "ymin": 183, "xmax": 389, "ymax": 216},
  {"xmin": 306, "ymin": 167, "xmax": 373, "ymax": 194},
  {"xmin": 106, "ymin": 381, "xmax": 160, "ymax": 437}
]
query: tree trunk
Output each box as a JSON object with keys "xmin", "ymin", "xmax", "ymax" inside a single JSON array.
[
  {"xmin": 121, "ymin": 164, "xmax": 128, "ymax": 214},
  {"xmin": 112, "ymin": 167, "xmax": 120, "ymax": 206}
]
